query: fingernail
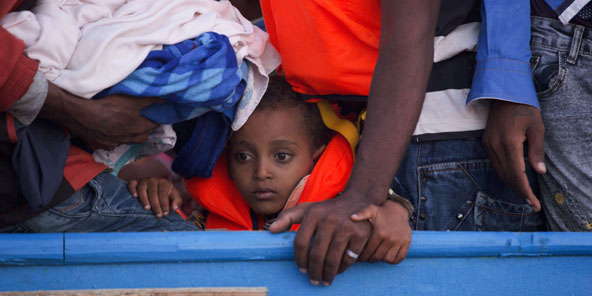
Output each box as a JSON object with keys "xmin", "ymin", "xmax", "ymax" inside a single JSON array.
[
  {"xmin": 526, "ymin": 199, "xmax": 533, "ymax": 206},
  {"xmin": 310, "ymin": 280, "xmax": 320, "ymax": 286},
  {"xmin": 322, "ymin": 281, "xmax": 331, "ymax": 287},
  {"xmin": 173, "ymin": 205, "xmax": 178, "ymax": 210},
  {"xmin": 163, "ymin": 211, "xmax": 169, "ymax": 216},
  {"xmin": 144, "ymin": 205, "xmax": 150, "ymax": 210},
  {"xmin": 133, "ymin": 193, "xmax": 138, "ymax": 197},
  {"xmin": 350, "ymin": 214, "xmax": 358, "ymax": 219},
  {"xmin": 299, "ymin": 268, "xmax": 307, "ymax": 274},
  {"xmin": 538, "ymin": 162, "xmax": 547, "ymax": 173},
  {"xmin": 156, "ymin": 213, "xmax": 162, "ymax": 218}
]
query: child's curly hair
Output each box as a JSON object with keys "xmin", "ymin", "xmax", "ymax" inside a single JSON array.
[{"xmin": 256, "ymin": 75, "xmax": 333, "ymax": 151}]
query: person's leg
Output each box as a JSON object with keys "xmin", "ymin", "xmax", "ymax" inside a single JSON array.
[
  {"xmin": 531, "ymin": 17, "xmax": 592, "ymax": 231},
  {"xmin": 11, "ymin": 172, "xmax": 199, "ymax": 232},
  {"xmin": 393, "ymin": 138, "xmax": 546, "ymax": 231}
]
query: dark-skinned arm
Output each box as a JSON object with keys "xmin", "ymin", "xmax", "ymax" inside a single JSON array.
[
  {"xmin": 39, "ymin": 82, "xmax": 162, "ymax": 151},
  {"xmin": 469, "ymin": 0, "xmax": 544, "ymax": 211},
  {"xmin": 269, "ymin": 0, "xmax": 440, "ymax": 286}
]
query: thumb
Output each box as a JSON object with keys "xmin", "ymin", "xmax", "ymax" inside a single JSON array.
[
  {"xmin": 350, "ymin": 204, "xmax": 379, "ymax": 223},
  {"xmin": 268, "ymin": 203, "xmax": 312, "ymax": 233},
  {"xmin": 527, "ymin": 124, "xmax": 546, "ymax": 175}
]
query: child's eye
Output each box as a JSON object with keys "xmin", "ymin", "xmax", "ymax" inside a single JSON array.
[
  {"xmin": 275, "ymin": 152, "xmax": 292, "ymax": 162},
  {"xmin": 234, "ymin": 153, "xmax": 252, "ymax": 162}
]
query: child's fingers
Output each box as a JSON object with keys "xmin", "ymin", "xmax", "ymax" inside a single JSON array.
[
  {"xmin": 136, "ymin": 180, "xmax": 151, "ymax": 211},
  {"xmin": 169, "ymin": 187, "xmax": 182, "ymax": 211},
  {"xmin": 350, "ymin": 204, "xmax": 379, "ymax": 223},
  {"xmin": 157, "ymin": 179, "xmax": 171, "ymax": 216},
  {"xmin": 148, "ymin": 180, "xmax": 163, "ymax": 218},
  {"xmin": 127, "ymin": 180, "xmax": 138, "ymax": 198}
]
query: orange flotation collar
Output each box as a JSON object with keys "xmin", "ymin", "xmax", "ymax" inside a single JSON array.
[{"xmin": 185, "ymin": 134, "xmax": 354, "ymax": 231}]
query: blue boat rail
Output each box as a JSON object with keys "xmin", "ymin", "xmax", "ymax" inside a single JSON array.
[{"xmin": 2, "ymin": 231, "xmax": 592, "ymax": 295}]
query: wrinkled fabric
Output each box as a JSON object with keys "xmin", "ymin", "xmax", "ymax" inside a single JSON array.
[
  {"xmin": 98, "ymin": 33, "xmax": 247, "ymax": 177},
  {"xmin": 172, "ymin": 111, "xmax": 231, "ymax": 179},
  {"xmin": 98, "ymin": 32, "xmax": 246, "ymax": 124},
  {"xmin": 11, "ymin": 117, "xmax": 69, "ymax": 210},
  {"xmin": 0, "ymin": 0, "xmax": 280, "ymax": 124}
]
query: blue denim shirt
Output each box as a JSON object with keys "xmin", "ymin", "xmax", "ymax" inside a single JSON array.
[
  {"xmin": 468, "ymin": 0, "xmax": 591, "ymax": 109},
  {"xmin": 467, "ymin": 0, "xmax": 539, "ymax": 108}
]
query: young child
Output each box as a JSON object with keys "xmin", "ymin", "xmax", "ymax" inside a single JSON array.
[
  {"xmin": 127, "ymin": 75, "xmax": 414, "ymax": 264},
  {"xmin": 185, "ymin": 76, "xmax": 353, "ymax": 230}
]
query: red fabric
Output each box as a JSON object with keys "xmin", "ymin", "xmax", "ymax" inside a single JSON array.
[
  {"xmin": 185, "ymin": 134, "xmax": 354, "ymax": 231},
  {"xmin": 63, "ymin": 146, "xmax": 107, "ymax": 191},
  {"xmin": 259, "ymin": 0, "xmax": 380, "ymax": 96},
  {"xmin": 5, "ymin": 114, "xmax": 17, "ymax": 144},
  {"xmin": 0, "ymin": 0, "xmax": 38, "ymax": 111}
]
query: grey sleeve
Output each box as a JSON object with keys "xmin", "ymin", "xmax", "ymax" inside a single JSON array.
[{"xmin": 7, "ymin": 71, "xmax": 48, "ymax": 125}]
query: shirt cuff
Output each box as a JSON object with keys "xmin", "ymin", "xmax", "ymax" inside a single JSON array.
[
  {"xmin": 7, "ymin": 71, "xmax": 48, "ymax": 125},
  {"xmin": 467, "ymin": 57, "xmax": 539, "ymax": 109}
]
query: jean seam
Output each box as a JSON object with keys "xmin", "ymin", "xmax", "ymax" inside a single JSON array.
[
  {"xmin": 474, "ymin": 204, "xmax": 538, "ymax": 217},
  {"xmin": 536, "ymin": 51, "xmax": 568, "ymax": 100},
  {"xmin": 415, "ymin": 143, "xmax": 423, "ymax": 230}
]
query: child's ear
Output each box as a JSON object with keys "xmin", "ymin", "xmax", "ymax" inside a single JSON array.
[{"xmin": 312, "ymin": 144, "xmax": 327, "ymax": 161}]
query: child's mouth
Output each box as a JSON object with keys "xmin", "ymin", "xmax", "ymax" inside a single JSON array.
[{"xmin": 253, "ymin": 190, "xmax": 277, "ymax": 200}]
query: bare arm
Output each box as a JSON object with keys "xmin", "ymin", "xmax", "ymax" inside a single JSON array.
[
  {"xmin": 348, "ymin": 0, "xmax": 439, "ymax": 204},
  {"xmin": 39, "ymin": 82, "xmax": 162, "ymax": 150},
  {"xmin": 270, "ymin": 0, "xmax": 440, "ymax": 285}
]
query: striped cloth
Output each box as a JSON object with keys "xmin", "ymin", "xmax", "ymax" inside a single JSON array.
[
  {"xmin": 99, "ymin": 32, "xmax": 246, "ymax": 123},
  {"xmin": 97, "ymin": 32, "xmax": 247, "ymax": 177}
]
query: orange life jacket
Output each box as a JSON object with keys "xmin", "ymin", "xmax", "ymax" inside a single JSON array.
[
  {"xmin": 185, "ymin": 134, "xmax": 354, "ymax": 231},
  {"xmin": 259, "ymin": 0, "xmax": 381, "ymax": 96}
]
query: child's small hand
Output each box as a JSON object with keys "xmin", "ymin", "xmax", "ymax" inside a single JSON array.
[
  {"xmin": 350, "ymin": 200, "xmax": 411, "ymax": 265},
  {"xmin": 128, "ymin": 178, "xmax": 182, "ymax": 218}
]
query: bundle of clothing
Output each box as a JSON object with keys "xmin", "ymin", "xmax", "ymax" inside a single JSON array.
[{"xmin": 1, "ymin": 0, "xmax": 281, "ymax": 180}]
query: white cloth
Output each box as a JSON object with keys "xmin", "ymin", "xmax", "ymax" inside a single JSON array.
[
  {"xmin": 1, "ymin": 0, "xmax": 280, "ymax": 107},
  {"xmin": 1, "ymin": 0, "xmax": 281, "ymax": 169},
  {"xmin": 413, "ymin": 22, "xmax": 484, "ymax": 136}
]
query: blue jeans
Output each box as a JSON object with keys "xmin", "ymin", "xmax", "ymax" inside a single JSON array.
[
  {"xmin": 0, "ymin": 172, "xmax": 199, "ymax": 232},
  {"xmin": 392, "ymin": 138, "xmax": 546, "ymax": 231},
  {"xmin": 530, "ymin": 17, "xmax": 592, "ymax": 231}
]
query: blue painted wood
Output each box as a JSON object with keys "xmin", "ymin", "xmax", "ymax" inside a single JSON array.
[
  {"xmin": 0, "ymin": 233, "xmax": 63, "ymax": 265},
  {"xmin": 1, "ymin": 231, "xmax": 592, "ymax": 294},
  {"xmin": 64, "ymin": 232, "xmax": 295, "ymax": 264},
  {"xmin": 61, "ymin": 231, "xmax": 592, "ymax": 264},
  {"xmin": 2, "ymin": 256, "xmax": 592, "ymax": 294}
]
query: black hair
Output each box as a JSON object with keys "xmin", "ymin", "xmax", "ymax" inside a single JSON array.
[{"xmin": 256, "ymin": 75, "xmax": 333, "ymax": 151}]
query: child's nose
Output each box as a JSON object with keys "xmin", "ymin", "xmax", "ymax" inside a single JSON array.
[{"xmin": 254, "ymin": 159, "xmax": 273, "ymax": 180}]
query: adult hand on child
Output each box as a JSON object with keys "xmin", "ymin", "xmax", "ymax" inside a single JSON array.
[
  {"xmin": 483, "ymin": 100, "xmax": 546, "ymax": 211},
  {"xmin": 350, "ymin": 200, "xmax": 411, "ymax": 264},
  {"xmin": 269, "ymin": 194, "xmax": 373, "ymax": 286},
  {"xmin": 128, "ymin": 177, "xmax": 182, "ymax": 218},
  {"xmin": 41, "ymin": 82, "xmax": 162, "ymax": 150}
]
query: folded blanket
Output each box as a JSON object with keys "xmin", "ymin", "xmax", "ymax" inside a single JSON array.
[
  {"xmin": 97, "ymin": 32, "xmax": 246, "ymax": 177},
  {"xmin": 1, "ymin": 0, "xmax": 281, "ymax": 176}
]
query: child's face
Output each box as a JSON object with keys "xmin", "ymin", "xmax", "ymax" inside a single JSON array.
[{"xmin": 229, "ymin": 106, "xmax": 324, "ymax": 216}]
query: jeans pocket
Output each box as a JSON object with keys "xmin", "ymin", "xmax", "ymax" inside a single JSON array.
[
  {"xmin": 417, "ymin": 160, "xmax": 490, "ymax": 231},
  {"xmin": 47, "ymin": 186, "xmax": 93, "ymax": 218},
  {"xmin": 531, "ymin": 50, "xmax": 568, "ymax": 100},
  {"xmin": 474, "ymin": 191, "xmax": 546, "ymax": 232}
]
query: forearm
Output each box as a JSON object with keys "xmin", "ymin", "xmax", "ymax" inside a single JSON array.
[
  {"xmin": 38, "ymin": 81, "xmax": 92, "ymax": 130},
  {"xmin": 346, "ymin": 0, "xmax": 440, "ymax": 204}
]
